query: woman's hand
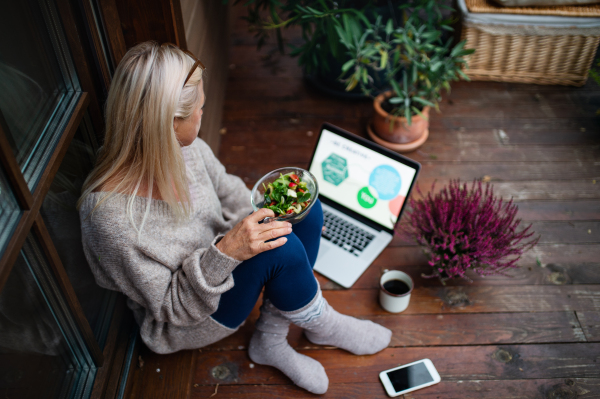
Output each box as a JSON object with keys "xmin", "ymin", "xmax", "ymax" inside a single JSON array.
[{"xmin": 215, "ymin": 208, "xmax": 292, "ymax": 261}]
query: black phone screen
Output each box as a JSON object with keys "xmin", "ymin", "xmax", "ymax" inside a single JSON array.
[{"xmin": 387, "ymin": 362, "xmax": 434, "ymax": 393}]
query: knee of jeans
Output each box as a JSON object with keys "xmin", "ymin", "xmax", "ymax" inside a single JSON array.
[{"xmin": 270, "ymin": 233, "xmax": 311, "ymax": 273}]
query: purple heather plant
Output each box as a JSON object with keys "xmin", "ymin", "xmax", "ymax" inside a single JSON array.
[{"xmin": 402, "ymin": 180, "xmax": 539, "ymax": 283}]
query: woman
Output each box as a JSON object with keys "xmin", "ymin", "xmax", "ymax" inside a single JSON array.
[{"xmin": 78, "ymin": 42, "xmax": 391, "ymax": 394}]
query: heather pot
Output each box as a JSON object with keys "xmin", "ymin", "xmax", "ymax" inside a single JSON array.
[{"xmin": 373, "ymin": 91, "xmax": 430, "ymax": 144}]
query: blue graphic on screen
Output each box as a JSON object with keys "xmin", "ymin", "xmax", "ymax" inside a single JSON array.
[{"xmin": 369, "ymin": 165, "xmax": 402, "ymax": 200}]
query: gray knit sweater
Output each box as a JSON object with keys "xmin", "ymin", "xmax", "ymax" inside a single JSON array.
[{"xmin": 80, "ymin": 138, "xmax": 252, "ymax": 354}]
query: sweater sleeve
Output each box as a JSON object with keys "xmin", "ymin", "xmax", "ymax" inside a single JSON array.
[
  {"xmin": 132, "ymin": 235, "xmax": 240, "ymax": 326},
  {"xmin": 194, "ymin": 138, "xmax": 253, "ymax": 226},
  {"xmin": 84, "ymin": 225, "xmax": 241, "ymax": 327}
]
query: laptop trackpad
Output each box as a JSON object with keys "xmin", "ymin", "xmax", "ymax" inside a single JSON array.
[{"xmin": 316, "ymin": 246, "xmax": 330, "ymax": 261}]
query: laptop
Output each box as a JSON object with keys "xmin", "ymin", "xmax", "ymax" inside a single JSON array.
[{"xmin": 309, "ymin": 123, "xmax": 421, "ymax": 288}]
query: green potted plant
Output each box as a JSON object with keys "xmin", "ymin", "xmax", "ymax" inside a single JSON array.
[
  {"xmin": 336, "ymin": 8, "xmax": 474, "ymax": 151},
  {"xmin": 232, "ymin": 0, "xmax": 473, "ymax": 150},
  {"xmin": 229, "ymin": 0, "xmax": 456, "ymax": 99}
]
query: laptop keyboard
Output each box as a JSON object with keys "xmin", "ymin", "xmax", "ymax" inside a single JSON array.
[{"xmin": 322, "ymin": 209, "xmax": 375, "ymax": 256}]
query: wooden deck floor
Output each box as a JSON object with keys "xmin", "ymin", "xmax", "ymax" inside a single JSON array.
[{"xmin": 125, "ymin": 6, "xmax": 600, "ymax": 399}]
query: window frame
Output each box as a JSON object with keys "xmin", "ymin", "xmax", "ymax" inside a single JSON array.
[{"xmin": 0, "ymin": 0, "xmax": 113, "ymax": 372}]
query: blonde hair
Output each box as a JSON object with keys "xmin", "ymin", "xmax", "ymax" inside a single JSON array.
[{"xmin": 78, "ymin": 41, "xmax": 203, "ymax": 234}]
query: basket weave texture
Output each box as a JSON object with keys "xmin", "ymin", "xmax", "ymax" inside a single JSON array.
[
  {"xmin": 466, "ymin": 0, "xmax": 600, "ymax": 17},
  {"xmin": 462, "ymin": 0, "xmax": 600, "ymax": 86}
]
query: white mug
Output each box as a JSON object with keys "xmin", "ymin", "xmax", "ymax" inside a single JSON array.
[{"xmin": 379, "ymin": 270, "xmax": 414, "ymax": 313}]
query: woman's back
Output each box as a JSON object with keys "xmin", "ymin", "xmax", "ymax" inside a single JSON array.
[{"xmin": 79, "ymin": 138, "xmax": 252, "ymax": 354}]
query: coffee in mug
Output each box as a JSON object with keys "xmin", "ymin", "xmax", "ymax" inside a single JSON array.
[{"xmin": 379, "ymin": 270, "xmax": 413, "ymax": 313}]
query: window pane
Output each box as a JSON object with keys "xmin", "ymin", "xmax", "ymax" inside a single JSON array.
[
  {"xmin": 0, "ymin": 239, "xmax": 95, "ymax": 398},
  {"xmin": 0, "ymin": 0, "xmax": 81, "ymax": 190},
  {"xmin": 41, "ymin": 114, "xmax": 117, "ymax": 350},
  {"xmin": 0, "ymin": 165, "xmax": 22, "ymax": 259}
]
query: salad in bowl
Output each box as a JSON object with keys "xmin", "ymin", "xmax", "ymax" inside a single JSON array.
[{"xmin": 251, "ymin": 167, "xmax": 319, "ymax": 224}]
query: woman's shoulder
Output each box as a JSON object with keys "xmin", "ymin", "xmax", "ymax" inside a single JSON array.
[
  {"xmin": 79, "ymin": 192, "xmax": 129, "ymax": 228},
  {"xmin": 80, "ymin": 192, "xmax": 172, "ymax": 221},
  {"xmin": 184, "ymin": 137, "xmax": 216, "ymax": 162}
]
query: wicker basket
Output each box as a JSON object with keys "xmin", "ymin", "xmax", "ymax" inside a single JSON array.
[{"xmin": 459, "ymin": 0, "xmax": 600, "ymax": 86}]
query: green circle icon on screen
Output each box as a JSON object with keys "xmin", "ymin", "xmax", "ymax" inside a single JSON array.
[{"xmin": 357, "ymin": 187, "xmax": 377, "ymax": 209}]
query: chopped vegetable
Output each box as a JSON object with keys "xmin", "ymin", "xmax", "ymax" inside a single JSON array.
[{"xmin": 263, "ymin": 172, "xmax": 312, "ymax": 217}]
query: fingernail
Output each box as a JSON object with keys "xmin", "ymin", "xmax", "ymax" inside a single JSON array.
[
  {"xmin": 287, "ymin": 222, "xmax": 292, "ymax": 227},
  {"xmin": 282, "ymin": 237, "xmax": 288, "ymax": 243},
  {"xmin": 287, "ymin": 227, "xmax": 292, "ymax": 233}
]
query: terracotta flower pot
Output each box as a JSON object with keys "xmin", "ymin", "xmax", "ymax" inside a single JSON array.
[{"xmin": 372, "ymin": 91, "xmax": 430, "ymax": 145}]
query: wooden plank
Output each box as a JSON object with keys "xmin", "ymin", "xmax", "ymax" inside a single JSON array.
[
  {"xmin": 225, "ymin": 73, "xmax": 600, "ymax": 100},
  {"xmin": 204, "ymin": 310, "xmax": 585, "ymax": 352},
  {"xmin": 577, "ymin": 311, "xmax": 600, "ymax": 342},
  {"xmin": 192, "ymin": 343, "xmax": 600, "ymax": 385},
  {"xmin": 222, "ymin": 113, "xmax": 600, "ymax": 139},
  {"xmin": 402, "ymin": 379, "xmax": 600, "ymax": 399},
  {"xmin": 224, "ymin": 160, "xmax": 600, "ymax": 182},
  {"xmin": 512, "ymin": 201, "xmax": 600, "ymax": 221},
  {"xmin": 320, "ymin": 258, "xmax": 600, "ymax": 290},
  {"xmin": 221, "ymin": 125, "xmax": 600, "ymax": 152},
  {"xmin": 126, "ymin": 345, "xmax": 196, "ymax": 399},
  {"xmin": 372, "ymin": 243, "xmax": 599, "ymax": 274},
  {"xmin": 222, "ymin": 97, "xmax": 590, "ymax": 120},
  {"xmin": 190, "ymin": 379, "xmax": 600, "ymax": 398},
  {"xmin": 390, "ymin": 221, "xmax": 600, "ymax": 247},
  {"xmin": 222, "ymin": 90, "xmax": 598, "ymax": 123},
  {"xmin": 221, "ymin": 141, "xmax": 600, "ymax": 163},
  {"xmin": 191, "ymin": 383, "xmax": 388, "ymax": 399},
  {"xmin": 219, "ymin": 118, "xmax": 600, "ymax": 152},
  {"xmin": 320, "ymin": 285, "xmax": 600, "ymax": 315}
]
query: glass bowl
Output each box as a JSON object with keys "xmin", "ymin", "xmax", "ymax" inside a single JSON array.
[{"xmin": 251, "ymin": 167, "xmax": 319, "ymax": 225}]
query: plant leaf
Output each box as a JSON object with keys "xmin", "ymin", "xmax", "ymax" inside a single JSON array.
[
  {"xmin": 412, "ymin": 96, "xmax": 435, "ymax": 107},
  {"xmin": 390, "ymin": 79, "xmax": 402, "ymax": 96},
  {"xmin": 457, "ymin": 69, "xmax": 471, "ymax": 81},
  {"xmin": 451, "ymin": 40, "xmax": 466, "ymax": 57},
  {"xmin": 412, "ymin": 106, "xmax": 428, "ymax": 121},
  {"xmin": 380, "ymin": 50, "xmax": 388, "ymax": 69},
  {"xmin": 385, "ymin": 18, "xmax": 394, "ymax": 35},
  {"xmin": 341, "ymin": 59, "xmax": 355, "ymax": 72},
  {"xmin": 346, "ymin": 75, "xmax": 359, "ymax": 91}
]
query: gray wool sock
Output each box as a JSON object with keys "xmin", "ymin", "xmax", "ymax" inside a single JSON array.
[
  {"xmin": 248, "ymin": 300, "xmax": 329, "ymax": 394},
  {"xmin": 279, "ymin": 290, "xmax": 392, "ymax": 356}
]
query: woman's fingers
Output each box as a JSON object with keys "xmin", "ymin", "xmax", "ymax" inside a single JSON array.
[
  {"xmin": 248, "ymin": 208, "xmax": 275, "ymax": 223},
  {"xmin": 259, "ymin": 236, "xmax": 287, "ymax": 252},
  {"xmin": 257, "ymin": 220, "xmax": 291, "ymax": 234},
  {"xmin": 259, "ymin": 225, "xmax": 292, "ymax": 240}
]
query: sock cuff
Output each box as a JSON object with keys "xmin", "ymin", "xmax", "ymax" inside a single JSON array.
[{"xmin": 279, "ymin": 290, "xmax": 326, "ymax": 325}]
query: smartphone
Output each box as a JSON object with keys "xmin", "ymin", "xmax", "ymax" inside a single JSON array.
[{"xmin": 379, "ymin": 359, "xmax": 441, "ymax": 397}]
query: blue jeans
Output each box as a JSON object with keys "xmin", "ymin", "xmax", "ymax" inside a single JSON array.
[{"xmin": 211, "ymin": 200, "xmax": 323, "ymax": 329}]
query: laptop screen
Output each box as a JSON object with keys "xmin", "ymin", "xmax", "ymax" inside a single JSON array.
[{"xmin": 309, "ymin": 127, "xmax": 418, "ymax": 230}]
